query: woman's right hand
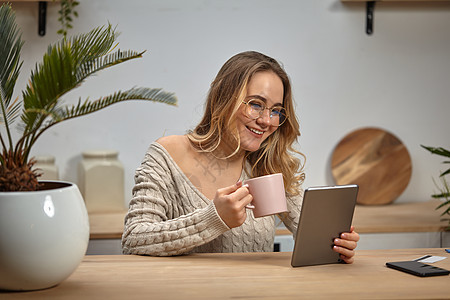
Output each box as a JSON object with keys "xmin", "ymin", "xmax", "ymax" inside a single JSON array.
[{"xmin": 213, "ymin": 182, "xmax": 253, "ymax": 228}]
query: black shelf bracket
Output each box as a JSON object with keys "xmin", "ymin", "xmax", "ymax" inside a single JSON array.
[
  {"xmin": 38, "ymin": 1, "xmax": 47, "ymax": 36},
  {"xmin": 366, "ymin": 1, "xmax": 376, "ymax": 35}
]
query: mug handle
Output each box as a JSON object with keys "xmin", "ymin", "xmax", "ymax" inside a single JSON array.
[{"xmin": 242, "ymin": 184, "xmax": 255, "ymax": 209}]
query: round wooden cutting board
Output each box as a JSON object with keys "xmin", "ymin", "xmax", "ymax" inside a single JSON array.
[{"xmin": 331, "ymin": 127, "xmax": 412, "ymax": 205}]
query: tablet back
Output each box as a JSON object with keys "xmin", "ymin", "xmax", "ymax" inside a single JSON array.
[{"xmin": 291, "ymin": 185, "xmax": 358, "ymax": 267}]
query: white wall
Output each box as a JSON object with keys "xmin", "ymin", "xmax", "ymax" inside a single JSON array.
[{"xmin": 6, "ymin": 0, "xmax": 450, "ymax": 206}]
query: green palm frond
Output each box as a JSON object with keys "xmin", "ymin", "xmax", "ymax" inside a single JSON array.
[
  {"xmin": 69, "ymin": 24, "xmax": 118, "ymax": 64},
  {"xmin": 0, "ymin": 4, "xmax": 23, "ymax": 102},
  {"xmin": 22, "ymin": 87, "xmax": 176, "ymax": 150},
  {"xmin": 0, "ymin": 85, "xmax": 21, "ymax": 127},
  {"xmin": 0, "ymin": 87, "xmax": 21, "ymax": 127},
  {"xmin": 0, "ymin": 5, "xmax": 24, "ymax": 151},
  {"xmin": 76, "ymin": 49, "xmax": 145, "ymax": 83},
  {"xmin": 59, "ymin": 88, "xmax": 177, "ymax": 122},
  {"xmin": 421, "ymin": 145, "xmax": 450, "ymax": 158},
  {"xmin": 441, "ymin": 165, "xmax": 450, "ymax": 177},
  {"xmin": 421, "ymin": 145, "xmax": 450, "ymax": 177},
  {"xmin": 22, "ymin": 24, "xmax": 119, "ymax": 115}
]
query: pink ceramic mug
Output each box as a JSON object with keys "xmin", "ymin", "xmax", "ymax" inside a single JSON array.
[{"xmin": 243, "ymin": 173, "xmax": 288, "ymax": 218}]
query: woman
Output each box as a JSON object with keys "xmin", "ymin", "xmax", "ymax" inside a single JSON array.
[{"xmin": 122, "ymin": 51, "xmax": 359, "ymax": 262}]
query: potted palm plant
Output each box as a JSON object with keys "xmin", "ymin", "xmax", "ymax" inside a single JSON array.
[
  {"xmin": 0, "ymin": 4, "xmax": 177, "ymax": 291},
  {"xmin": 421, "ymin": 145, "xmax": 450, "ymax": 230}
]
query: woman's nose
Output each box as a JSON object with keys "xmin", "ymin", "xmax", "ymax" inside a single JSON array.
[{"xmin": 257, "ymin": 109, "xmax": 271, "ymax": 126}]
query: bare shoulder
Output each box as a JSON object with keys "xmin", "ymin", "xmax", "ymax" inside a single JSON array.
[{"xmin": 156, "ymin": 135, "xmax": 192, "ymax": 161}]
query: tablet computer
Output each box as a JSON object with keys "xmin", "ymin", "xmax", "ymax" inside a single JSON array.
[{"xmin": 291, "ymin": 184, "xmax": 358, "ymax": 267}]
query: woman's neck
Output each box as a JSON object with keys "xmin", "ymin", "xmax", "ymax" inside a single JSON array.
[{"xmin": 213, "ymin": 139, "xmax": 246, "ymax": 165}]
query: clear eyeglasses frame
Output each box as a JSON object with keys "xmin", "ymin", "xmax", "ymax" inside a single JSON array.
[{"xmin": 241, "ymin": 98, "xmax": 288, "ymax": 127}]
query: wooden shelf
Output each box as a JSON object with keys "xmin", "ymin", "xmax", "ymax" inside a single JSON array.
[
  {"xmin": 341, "ymin": 0, "xmax": 450, "ymax": 35},
  {"xmin": 89, "ymin": 200, "xmax": 448, "ymax": 240},
  {"xmin": 276, "ymin": 199, "xmax": 448, "ymax": 235},
  {"xmin": 352, "ymin": 199, "xmax": 448, "ymax": 233},
  {"xmin": 89, "ymin": 210, "xmax": 127, "ymax": 239}
]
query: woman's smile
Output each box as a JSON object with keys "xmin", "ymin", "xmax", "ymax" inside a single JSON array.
[{"xmin": 247, "ymin": 126, "xmax": 264, "ymax": 136}]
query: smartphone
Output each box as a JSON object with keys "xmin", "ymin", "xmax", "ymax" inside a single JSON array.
[{"xmin": 386, "ymin": 261, "xmax": 450, "ymax": 277}]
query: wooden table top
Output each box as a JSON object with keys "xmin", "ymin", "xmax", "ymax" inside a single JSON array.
[
  {"xmin": 89, "ymin": 200, "xmax": 448, "ymax": 239},
  {"xmin": 1, "ymin": 248, "xmax": 449, "ymax": 299}
]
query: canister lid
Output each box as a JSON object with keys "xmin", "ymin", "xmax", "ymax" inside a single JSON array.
[{"xmin": 82, "ymin": 150, "xmax": 119, "ymax": 159}]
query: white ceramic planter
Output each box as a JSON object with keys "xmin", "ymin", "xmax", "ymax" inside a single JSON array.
[{"xmin": 0, "ymin": 181, "xmax": 89, "ymax": 291}]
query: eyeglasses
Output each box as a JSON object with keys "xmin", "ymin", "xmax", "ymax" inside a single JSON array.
[{"xmin": 242, "ymin": 98, "xmax": 288, "ymax": 127}]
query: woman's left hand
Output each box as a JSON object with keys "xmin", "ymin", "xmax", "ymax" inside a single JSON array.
[{"xmin": 333, "ymin": 226, "xmax": 360, "ymax": 264}]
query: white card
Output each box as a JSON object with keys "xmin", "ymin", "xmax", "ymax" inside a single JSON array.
[{"xmin": 414, "ymin": 255, "xmax": 447, "ymax": 263}]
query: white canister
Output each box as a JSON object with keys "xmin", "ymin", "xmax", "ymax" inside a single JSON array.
[
  {"xmin": 34, "ymin": 155, "xmax": 59, "ymax": 180},
  {"xmin": 78, "ymin": 150, "xmax": 125, "ymax": 213}
]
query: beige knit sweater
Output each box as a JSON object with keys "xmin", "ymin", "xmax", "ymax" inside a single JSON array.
[{"xmin": 122, "ymin": 142, "xmax": 302, "ymax": 256}]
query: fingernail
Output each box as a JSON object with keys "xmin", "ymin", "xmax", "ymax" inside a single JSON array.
[
  {"xmin": 242, "ymin": 184, "xmax": 249, "ymax": 188},
  {"xmin": 246, "ymin": 204, "xmax": 255, "ymax": 209},
  {"xmin": 334, "ymin": 239, "xmax": 340, "ymax": 245}
]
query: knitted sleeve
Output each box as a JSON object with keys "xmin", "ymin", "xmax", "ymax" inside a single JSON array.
[
  {"xmin": 121, "ymin": 144, "xmax": 230, "ymax": 256},
  {"xmin": 278, "ymin": 189, "xmax": 303, "ymax": 235}
]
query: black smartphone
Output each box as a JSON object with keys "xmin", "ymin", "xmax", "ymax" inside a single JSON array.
[{"xmin": 386, "ymin": 261, "xmax": 450, "ymax": 277}]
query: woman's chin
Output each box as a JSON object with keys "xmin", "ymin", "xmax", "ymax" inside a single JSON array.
[{"xmin": 241, "ymin": 142, "xmax": 263, "ymax": 153}]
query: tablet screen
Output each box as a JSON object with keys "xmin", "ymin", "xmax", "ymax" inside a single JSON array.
[{"xmin": 291, "ymin": 184, "xmax": 358, "ymax": 267}]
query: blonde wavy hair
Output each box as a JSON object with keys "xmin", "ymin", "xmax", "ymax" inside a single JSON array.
[{"xmin": 187, "ymin": 51, "xmax": 305, "ymax": 196}]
